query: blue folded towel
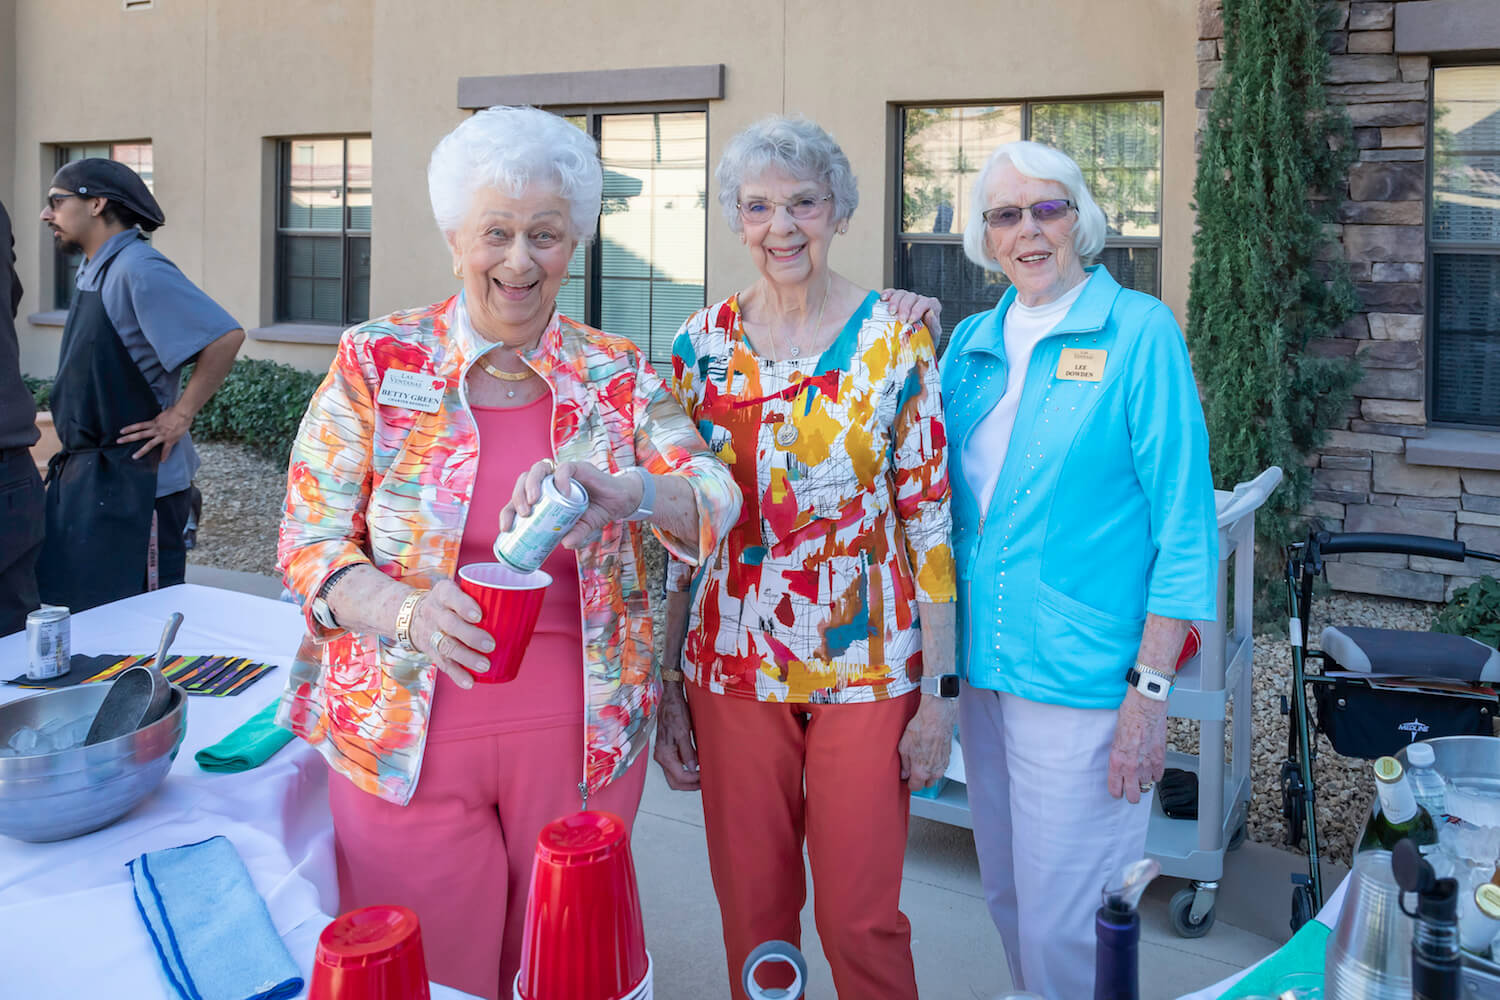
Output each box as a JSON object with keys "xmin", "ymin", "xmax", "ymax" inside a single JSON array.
[{"xmin": 128, "ymin": 836, "xmax": 304, "ymax": 1000}]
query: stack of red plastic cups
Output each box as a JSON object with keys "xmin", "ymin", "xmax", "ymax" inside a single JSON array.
[{"xmin": 515, "ymin": 810, "xmax": 651, "ymax": 1000}]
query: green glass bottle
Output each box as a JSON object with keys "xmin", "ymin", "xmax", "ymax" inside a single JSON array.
[{"xmin": 1357, "ymin": 755, "xmax": 1438, "ymax": 855}]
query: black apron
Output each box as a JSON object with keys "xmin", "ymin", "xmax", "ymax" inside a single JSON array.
[{"xmin": 37, "ymin": 250, "xmax": 163, "ymax": 612}]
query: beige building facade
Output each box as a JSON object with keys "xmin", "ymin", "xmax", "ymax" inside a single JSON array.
[{"xmin": 3, "ymin": 0, "xmax": 1200, "ymax": 376}]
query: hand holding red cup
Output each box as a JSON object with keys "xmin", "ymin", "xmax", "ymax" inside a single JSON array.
[{"xmin": 455, "ymin": 562, "xmax": 552, "ymax": 684}]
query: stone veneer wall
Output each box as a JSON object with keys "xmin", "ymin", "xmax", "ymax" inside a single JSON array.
[{"xmin": 1196, "ymin": 0, "xmax": 1495, "ymax": 603}]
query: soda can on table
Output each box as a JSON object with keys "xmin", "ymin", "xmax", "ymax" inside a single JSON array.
[
  {"xmin": 494, "ymin": 474, "xmax": 590, "ymax": 573},
  {"xmin": 26, "ymin": 605, "xmax": 71, "ymax": 680}
]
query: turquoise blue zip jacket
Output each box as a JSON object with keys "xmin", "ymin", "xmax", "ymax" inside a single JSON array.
[{"xmin": 941, "ymin": 265, "xmax": 1218, "ymax": 709}]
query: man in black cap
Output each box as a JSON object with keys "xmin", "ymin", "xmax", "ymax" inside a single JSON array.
[
  {"xmin": 0, "ymin": 201, "xmax": 44, "ymax": 636},
  {"xmin": 38, "ymin": 158, "xmax": 245, "ymax": 612}
]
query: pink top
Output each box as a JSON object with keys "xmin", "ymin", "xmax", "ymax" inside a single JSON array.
[{"xmin": 430, "ymin": 395, "xmax": 584, "ymax": 742}]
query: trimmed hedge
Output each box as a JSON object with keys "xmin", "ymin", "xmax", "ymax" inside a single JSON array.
[
  {"xmin": 25, "ymin": 357, "xmax": 326, "ymax": 463},
  {"xmin": 191, "ymin": 358, "xmax": 326, "ymax": 461}
]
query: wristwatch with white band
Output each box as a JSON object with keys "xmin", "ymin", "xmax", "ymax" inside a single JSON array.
[
  {"xmin": 919, "ymin": 674, "xmax": 960, "ymax": 698},
  {"xmin": 1126, "ymin": 663, "xmax": 1175, "ymax": 702},
  {"xmin": 619, "ymin": 466, "xmax": 656, "ymax": 522}
]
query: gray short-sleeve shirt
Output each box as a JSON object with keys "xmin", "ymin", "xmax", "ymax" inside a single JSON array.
[{"xmin": 75, "ymin": 229, "xmax": 241, "ymax": 497}]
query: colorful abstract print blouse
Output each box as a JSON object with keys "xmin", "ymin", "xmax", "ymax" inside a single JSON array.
[{"xmin": 668, "ymin": 292, "xmax": 956, "ymax": 704}]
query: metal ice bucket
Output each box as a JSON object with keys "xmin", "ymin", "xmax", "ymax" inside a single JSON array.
[{"xmin": 0, "ymin": 682, "xmax": 187, "ymax": 842}]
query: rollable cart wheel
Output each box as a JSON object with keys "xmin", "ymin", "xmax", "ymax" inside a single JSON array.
[{"xmin": 1169, "ymin": 886, "xmax": 1217, "ymax": 938}]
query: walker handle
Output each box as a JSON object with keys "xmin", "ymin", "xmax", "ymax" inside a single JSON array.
[{"xmin": 1314, "ymin": 531, "xmax": 1471, "ymax": 561}]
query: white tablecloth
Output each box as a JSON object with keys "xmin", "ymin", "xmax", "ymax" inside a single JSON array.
[{"xmin": 0, "ymin": 584, "xmax": 475, "ymax": 999}]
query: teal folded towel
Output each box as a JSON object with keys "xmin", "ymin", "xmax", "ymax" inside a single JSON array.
[
  {"xmin": 129, "ymin": 835, "xmax": 303, "ymax": 1000},
  {"xmin": 1216, "ymin": 917, "xmax": 1329, "ymax": 999},
  {"xmin": 195, "ymin": 701, "xmax": 293, "ymax": 773}
]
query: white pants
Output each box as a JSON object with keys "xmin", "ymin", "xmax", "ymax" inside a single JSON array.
[{"xmin": 959, "ymin": 685, "xmax": 1154, "ymax": 1000}]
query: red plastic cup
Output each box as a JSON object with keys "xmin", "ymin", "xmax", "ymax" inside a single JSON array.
[
  {"xmin": 1176, "ymin": 623, "xmax": 1202, "ymax": 670},
  {"xmin": 456, "ymin": 562, "xmax": 553, "ymax": 683},
  {"xmin": 309, "ymin": 904, "xmax": 430, "ymax": 1000},
  {"xmin": 515, "ymin": 811, "xmax": 651, "ymax": 1000}
]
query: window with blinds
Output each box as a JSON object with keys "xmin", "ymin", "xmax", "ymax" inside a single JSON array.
[
  {"xmin": 555, "ymin": 110, "xmax": 707, "ymax": 369},
  {"xmin": 51, "ymin": 142, "xmax": 153, "ymax": 309},
  {"xmin": 895, "ymin": 99, "xmax": 1162, "ymax": 351},
  {"xmin": 1430, "ymin": 65, "xmax": 1500, "ymax": 426},
  {"xmin": 275, "ymin": 137, "xmax": 371, "ymax": 326}
]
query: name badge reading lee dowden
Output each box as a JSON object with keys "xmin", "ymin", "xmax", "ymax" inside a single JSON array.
[
  {"xmin": 376, "ymin": 369, "xmax": 447, "ymax": 413},
  {"xmin": 1056, "ymin": 348, "xmax": 1107, "ymax": 382}
]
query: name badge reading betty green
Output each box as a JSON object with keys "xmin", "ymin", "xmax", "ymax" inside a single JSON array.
[{"xmin": 1056, "ymin": 348, "xmax": 1106, "ymax": 382}]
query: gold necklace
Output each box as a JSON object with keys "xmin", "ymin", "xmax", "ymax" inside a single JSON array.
[{"xmin": 476, "ymin": 356, "xmax": 534, "ymax": 398}]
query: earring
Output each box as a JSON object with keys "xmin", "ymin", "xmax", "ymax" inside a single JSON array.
[
  {"xmin": 453, "ymin": 265, "xmax": 463, "ymax": 279},
  {"xmin": 838, "ymin": 225, "xmax": 848, "ymax": 235},
  {"xmin": 561, "ymin": 274, "xmax": 570, "ymax": 286}
]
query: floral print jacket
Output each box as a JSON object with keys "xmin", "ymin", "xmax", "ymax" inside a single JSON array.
[{"xmin": 276, "ymin": 295, "xmax": 741, "ymax": 806}]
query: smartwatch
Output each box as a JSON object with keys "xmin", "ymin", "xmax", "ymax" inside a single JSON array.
[
  {"xmin": 919, "ymin": 674, "xmax": 960, "ymax": 699},
  {"xmin": 1126, "ymin": 663, "xmax": 1175, "ymax": 702},
  {"xmin": 620, "ymin": 466, "xmax": 656, "ymax": 522}
]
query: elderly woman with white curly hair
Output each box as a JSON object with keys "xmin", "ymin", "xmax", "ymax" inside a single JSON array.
[
  {"xmin": 275, "ymin": 105, "xmax": 740, "ymax": 999},
  {"xmin": 940, "ymin": 140, "xmax": 1217, "ymax": 998},
  {"xmin": 653, "ymin": 114, "xmax": 956, "ymax": 1000}
]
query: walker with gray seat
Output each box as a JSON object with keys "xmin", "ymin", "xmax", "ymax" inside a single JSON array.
[{"xmin": 1281, "ymin": 528, "xmax": 1500, "ymax": 931}]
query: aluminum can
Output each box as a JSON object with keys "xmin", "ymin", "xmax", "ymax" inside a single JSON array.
[
  {"xmin": 494, "ymin": 474, "xmax": 590, "ymax": 573},
  {"xmin": 25, "ymin": 605, "xmax": 71, "ymax": 680}
]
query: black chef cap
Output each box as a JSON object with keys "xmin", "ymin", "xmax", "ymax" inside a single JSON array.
[{"xmin": 50, "ymin": 158, "xmax": 164, "ymax": 232}]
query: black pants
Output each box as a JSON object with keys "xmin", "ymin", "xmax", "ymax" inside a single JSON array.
[
  {"xmin": 0, "ymin": 447, "xmax": 45, "ymax": 637},
  {"xmin": 154, "ymin": 487, "xmax": 192, "ymax": 591}
]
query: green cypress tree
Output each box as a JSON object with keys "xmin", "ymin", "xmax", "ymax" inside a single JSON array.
[{"xmin": 1186, "ymin": 0, "xmax": 1361, "ymax": 549}]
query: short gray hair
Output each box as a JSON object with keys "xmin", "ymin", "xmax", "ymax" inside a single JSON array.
[
  {"xmin": 428, "ymin": 105, "xmax": 602, "ymax": 243},
  {"xmin": 714, "ymin": 115, "xmax": 859, "ymax": 233},
  {"xmin": 962, "ymin": 140, "xmax": 1108, "ymax": 271}
]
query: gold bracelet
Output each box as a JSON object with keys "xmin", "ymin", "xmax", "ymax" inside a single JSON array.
[
  {"xmin": 394, "ymin": 589, "xmax": 427, "ymax": 651},
  {"xmin": 660, "ymin": 667, "xmax": 685, "ymax": 683}
]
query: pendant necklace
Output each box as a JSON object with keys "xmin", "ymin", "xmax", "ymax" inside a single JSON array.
[
  {"xmin": 477, "ymin": 356, "xmax": 533, "ymax": 398},
  {"xmin": 767, "ymin": 275, "xmax": 833, "ymax": 448}
]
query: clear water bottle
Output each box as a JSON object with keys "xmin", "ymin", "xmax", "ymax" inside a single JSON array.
[{"xmin": 1407, "ymin": 742, "xmax": 1448, "ymax": 821}]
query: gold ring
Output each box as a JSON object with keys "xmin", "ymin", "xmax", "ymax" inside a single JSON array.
[
  {"xmin": 1139, "ymin": 781, "xmax": 1154, "ymax": 792},
  {"xmin": 430, "ymin": 629, "xmax": 450, "ymax": 657}
]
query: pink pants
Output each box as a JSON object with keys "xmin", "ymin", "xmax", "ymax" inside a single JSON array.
[{"xmin": 328, "ymin": 724, "xmax": 649, "ymax": 1000}]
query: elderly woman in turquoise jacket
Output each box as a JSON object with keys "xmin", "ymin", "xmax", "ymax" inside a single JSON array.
[{"xmin": 940, "ymin": 140, "xmax": 1218, "ymax": 1000}]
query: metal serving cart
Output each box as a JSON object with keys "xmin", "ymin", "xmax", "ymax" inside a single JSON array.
[{"xmin": 910, "ymin": 467, "xmax": 1284, "ymax": 939}]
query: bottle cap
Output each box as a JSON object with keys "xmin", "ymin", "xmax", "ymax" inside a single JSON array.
[
  {"xmin": 1374, "ymin": 756, "xmax": 1404, "ymax": 783},
  {"xmin": 1477, "ymin": 883, "xmax": 1500, "ymax": 920},
  {"xmin": 1407, "ymin": 742, "xmax": 1436, "ymax": 767}
]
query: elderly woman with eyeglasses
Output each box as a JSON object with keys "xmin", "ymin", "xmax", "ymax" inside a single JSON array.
[
  {"xmin": 653, "ymin": 115, "xmax": 956, "ymax": 1000},
  {"xmin": 939, "ymin": 140, "xmax": 1217, "ymax": 998},
  {"xmin": 276, "ymin": 106, "xmax": 740, "ymax": 1000}
]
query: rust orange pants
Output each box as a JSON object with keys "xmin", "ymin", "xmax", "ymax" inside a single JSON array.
[{"xmin": 687, "ymin": 685, "xmax": 921, "ymax": 1000}]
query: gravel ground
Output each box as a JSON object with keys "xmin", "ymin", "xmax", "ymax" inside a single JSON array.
[
  {"xmin": 189, "ymin": 443, "xmax": 1443, "ymax": 866},
  {"xmin": 185, "ymin": 442, "xmax": 287, "ymax": 578}
]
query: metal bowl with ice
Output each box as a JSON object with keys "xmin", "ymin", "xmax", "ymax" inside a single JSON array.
[{"xmin": 0, "ymin": 682, "xmax": 187, "ymax": 843}]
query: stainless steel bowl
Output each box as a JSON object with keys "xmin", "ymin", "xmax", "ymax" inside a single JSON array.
[{"xmin": 0, "ymin": 683, "xmax": 187, "ymax": 842}]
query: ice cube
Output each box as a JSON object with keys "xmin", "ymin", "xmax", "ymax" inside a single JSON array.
[
  {"xmin": 7, "ymin": 726, "xmax": 38, "ymax": 754},
  {"xmin": 57, "ymin": 715, "xmax": 92, "ymax": 751}
]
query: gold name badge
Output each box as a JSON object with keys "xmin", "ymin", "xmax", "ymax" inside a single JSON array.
[{"xmin": 1056, "ymin": 348, "xmax": 1106, "ymax": 381}]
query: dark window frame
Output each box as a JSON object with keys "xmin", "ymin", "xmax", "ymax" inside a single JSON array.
[
  {"xmin": 890, "ymin": 95, "xmax": 1165, "ymax": 346},
  {"xmin": 273, "ymin": 135, "xmax": 372, "ymax": 326},
  {"xmin": 546, "ymin": 102, "xmax": 709, "ymax": 365},
  {"xmin": 1426, "ymin": 62, "xmax": 1500, "ymax": 429},
  {"xmin": 51, "ymin": 141, "xmax": 153, "ymax": 309}
]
